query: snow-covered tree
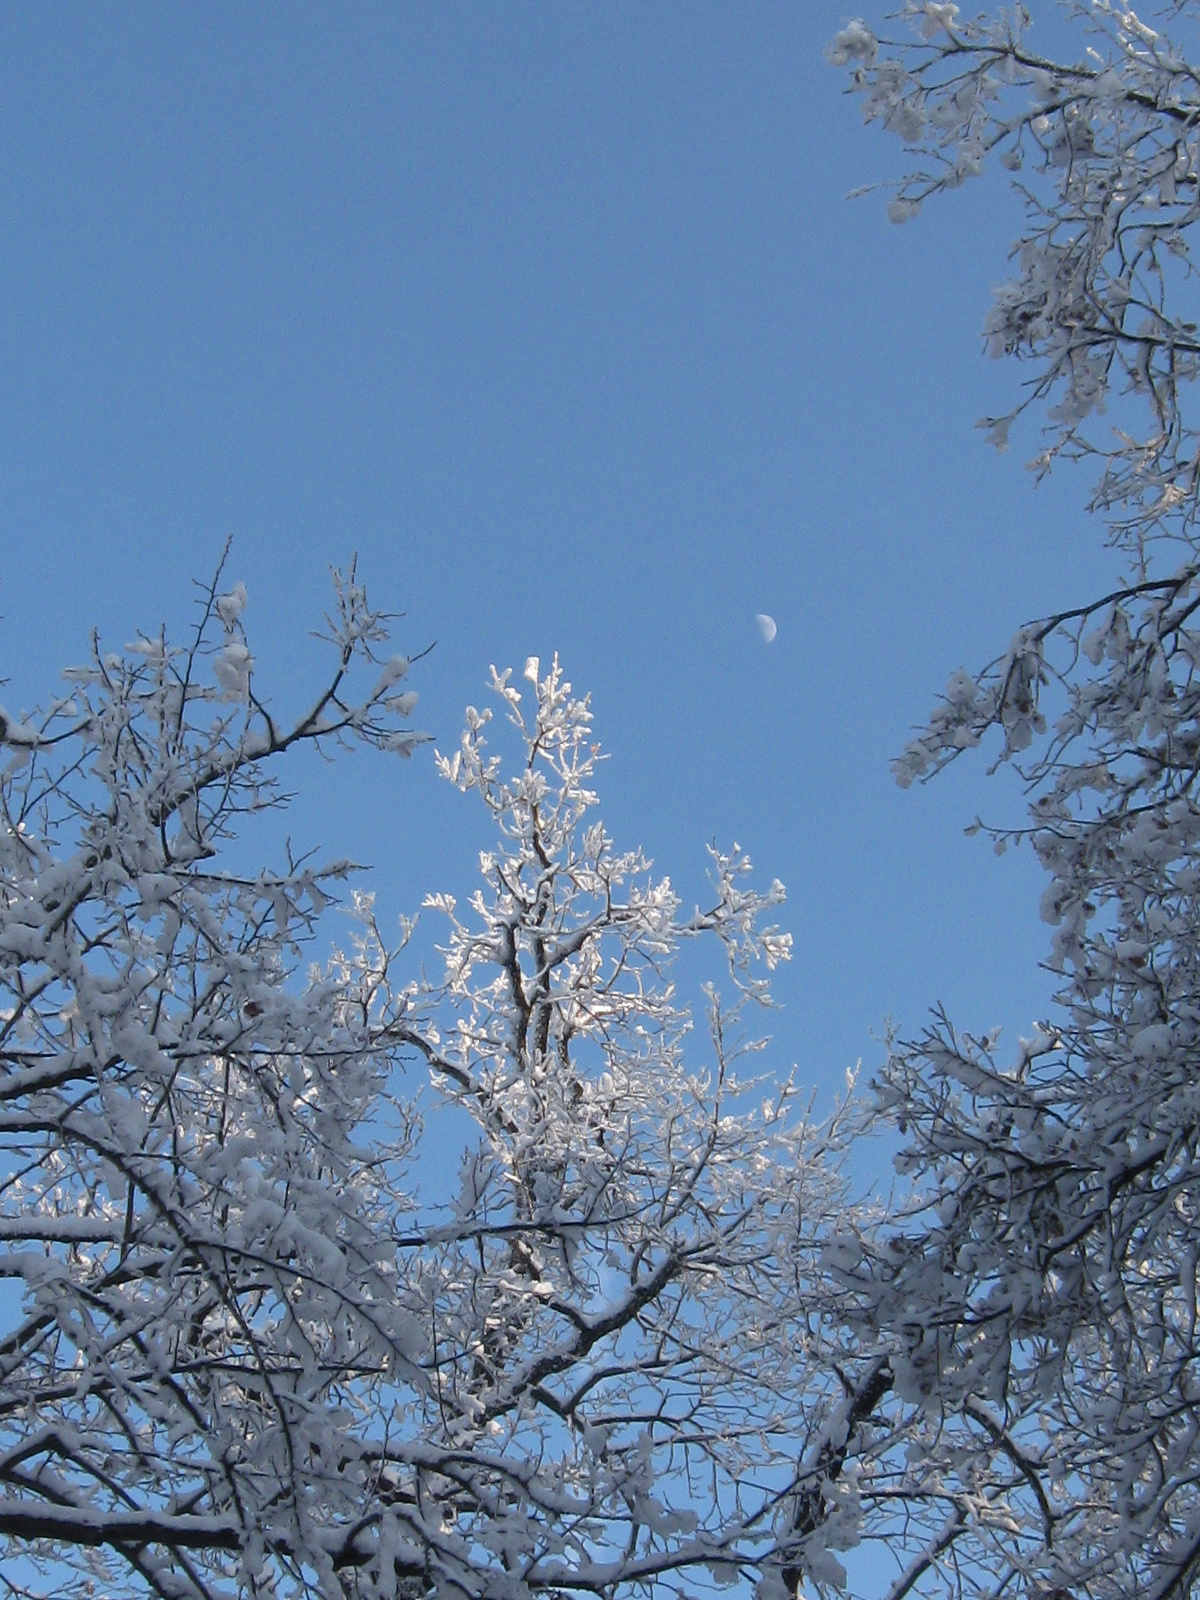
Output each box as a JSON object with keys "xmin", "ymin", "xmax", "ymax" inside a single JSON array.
[
  {"xmin": 0, "ymin": 554, "xmax": 435, "ymax": 1599},
  {"xmin": 824, "ymin": 6, "xmax": 1200, "ymax": 1599},
  {"xmin": 0, "ymin": 569, "xmax": 876, "ymax": 1600},
  {"xmin": 364, "ymin": 657, "xmax": 869, "ymax": 1600}
]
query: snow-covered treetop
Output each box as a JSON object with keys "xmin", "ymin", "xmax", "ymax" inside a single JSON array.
[{"xmin": 391, "ymin": 656, "xmax": 861, "ymax": 1600}]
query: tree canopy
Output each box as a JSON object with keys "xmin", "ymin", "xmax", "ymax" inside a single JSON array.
[
  {"xmin": 0, "ymin": 573, "xmax": 873, "ymax": 1599},
  {"xmin": 12, "ymin": 4, "xmax": 1200, "ymax": 1599}
]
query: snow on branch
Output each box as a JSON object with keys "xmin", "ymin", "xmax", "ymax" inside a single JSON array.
[{"xmin": 833, "ymin": 1, "xmax": 1200, "ymax": 545}]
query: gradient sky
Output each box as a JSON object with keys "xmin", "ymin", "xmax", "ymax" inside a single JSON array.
[{"xmin": 0, "ymin": 3, "xmax": 1117, "ymax": 1117}]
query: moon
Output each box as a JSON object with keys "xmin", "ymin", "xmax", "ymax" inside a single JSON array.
[{"xmin": 756, "ymin": 613, "xmax": 777, "ymax": 644}]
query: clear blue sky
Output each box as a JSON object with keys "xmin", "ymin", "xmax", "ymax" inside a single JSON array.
[{"xmin": 0, "ymin": 3, "xmax": 1114, "ymax": 1110}]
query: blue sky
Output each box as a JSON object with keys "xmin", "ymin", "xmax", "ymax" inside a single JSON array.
[{"xmin": 0, "ymin": 2, "xmax": 1115, "ymax": 1113}]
